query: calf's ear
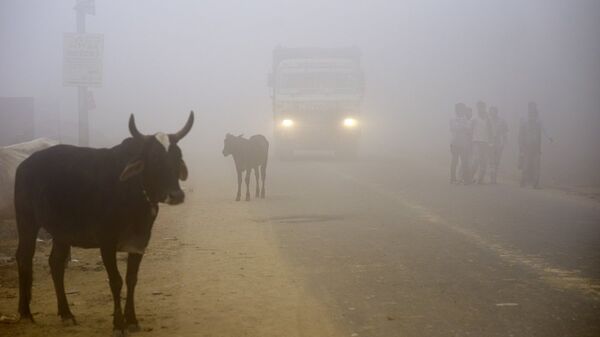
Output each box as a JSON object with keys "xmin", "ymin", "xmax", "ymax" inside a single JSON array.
[
  {"xmin": 119, "ymin": 160, "xmax": 145, "ymax": 181},
  {"xmin": 179, "ymin": 160, "xmax": 188, "ymax": 181}
]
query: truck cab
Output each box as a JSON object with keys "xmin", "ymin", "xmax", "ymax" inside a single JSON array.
[{"xmin": 269, "ymin": 47, "xmax": 364, "ymax": 158}]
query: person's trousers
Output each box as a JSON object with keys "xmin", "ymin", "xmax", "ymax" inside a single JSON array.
[
  {"xmin": 490, "ymin": 144, "xmax": 504, "ymax": 184},
  {"xmin": 450, "ymin": 145, "xmax": 469, "ymax": 183},
  {"xmin": 472, "ymin": 141, "xmax": 490, "ymax": 183},
  {"xmin": 520, "ymin": 151, "xmax": 541, "ymax": 187}
]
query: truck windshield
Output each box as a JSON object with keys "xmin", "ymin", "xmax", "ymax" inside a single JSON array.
[{"xmin": 278, "ymin": 72, "xmax": 359, "ymax": 90}]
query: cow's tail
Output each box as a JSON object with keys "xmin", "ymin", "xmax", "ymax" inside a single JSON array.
[{"xmin": 14, "ymin": 163, "xmax": 39, "ymax": 320}]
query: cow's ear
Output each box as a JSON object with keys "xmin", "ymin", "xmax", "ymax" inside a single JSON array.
[
  {"xmin": 179, "ymin": 160, "xmax": 188, "ymax": 181},
  {"xmin": 119, "ymin": 160, "xmax": 145, "ymax": 181}
]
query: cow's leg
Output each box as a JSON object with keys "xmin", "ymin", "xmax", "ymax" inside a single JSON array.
[
  {"xmin": 254, "ymin": 167, "xmax": 260, "ymax": 197},
  {"xmin": 16, "ymin": 226, "xmax": 38, "ymax": 322},
  {"xmin": 100, "ymin": 247, "xmax": 125, "ymax": 336},
  {"xmin": 49, "ymin": 242, "xmax": 76, "ymax": 324},
  {"xmin": 236, "ymin": 169, "xmax": 242, "ymax": 201},
  {"xmin": 124, "ymin": 253, "xmax": 143, "ymax": 332},
  {"xmin": 260, "ymin": 164, "xmax": 267, "ymax": 198},
  {"xmin": 245, "ymin": 169, "xmax": 251, "ymax": 201}
]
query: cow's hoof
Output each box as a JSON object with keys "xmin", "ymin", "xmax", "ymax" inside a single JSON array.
[
  {"xmin": 61, "ymin": 316, "xmax": 77, "ymax": 326},
  {"xmin": 235, "ymin": 196, "xmax": 241, "ymax": 201},
  {"xmin": 113, "ymin": 329, "xmax": 128, "ymax": 337},
  {"xmin": 127, "ymin": 324, "xmax": 141, "ymax": 332},
  {"xmin": 245, "ymin": 196, "xmax": 251, "ymax": 201},
  {"xmin": 19, "ymin": 314, "xmax": 35, "ymax": 324}
]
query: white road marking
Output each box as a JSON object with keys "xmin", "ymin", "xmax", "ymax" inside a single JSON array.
[{"xmin": 329, "ymin": 167, "xmax": 600, "ymax": 300}]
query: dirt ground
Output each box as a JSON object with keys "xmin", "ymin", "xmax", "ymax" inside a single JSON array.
[{"xmin": 0, "ymin": 177, "xmax": 342, "ymax": 337}]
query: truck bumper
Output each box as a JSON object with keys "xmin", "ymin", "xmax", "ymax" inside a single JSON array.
[{"xmin": 274, "ymin": 126, "xmax": 360, "ymax": 151}]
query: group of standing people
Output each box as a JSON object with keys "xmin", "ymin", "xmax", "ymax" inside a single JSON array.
[{"xmin": 449, "ymin": 101, "xmax": 550, "ymax": 188}]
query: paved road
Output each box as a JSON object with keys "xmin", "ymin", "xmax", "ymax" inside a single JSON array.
[
  {"xmin": 251, "ymin": 157, "xmax": 600, "ymax": 337},
  {"xmin": 1, "ymin": 156, "xmax": 599, "ymax": 337}
]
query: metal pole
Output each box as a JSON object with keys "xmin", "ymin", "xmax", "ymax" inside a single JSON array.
[{"xmin": 76, "ymin": 7, "xmax": 89, "ymax": 147}]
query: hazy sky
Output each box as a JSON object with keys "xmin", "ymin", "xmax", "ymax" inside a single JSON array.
[{"xmin": 1, "ymin": 0, "xmax": 599, "ymax": 183}]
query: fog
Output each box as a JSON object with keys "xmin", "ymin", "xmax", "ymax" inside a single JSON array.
[
  {"xmin": 3, "ymin": 2, "xmax": 600, "ymax": 335},
  {"xmin": 2, "ymin": 0, "xmax": 600, "ymax": 185}
]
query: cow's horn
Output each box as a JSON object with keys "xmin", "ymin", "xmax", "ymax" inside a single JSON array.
[
  {"xmin": 170, "ymin": 111, "xmax": 194, "ymax": 143},
  {"xmin": 129, "ymin": 114, "xmax": 144, "ymax": 139}
]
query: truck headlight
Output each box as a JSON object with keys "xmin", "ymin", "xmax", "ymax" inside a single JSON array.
[
  {"xmin": 281, "ymin": 119, "xmax": 294, "ymax": 128},
  {"xmin": 343, "ymin": 118, "xmax": 358, "ymax": 128}
]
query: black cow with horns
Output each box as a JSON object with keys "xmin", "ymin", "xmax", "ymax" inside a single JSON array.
[{"xmin": 14, "ymin": 111, "xmax": 194, "ymax": 336}]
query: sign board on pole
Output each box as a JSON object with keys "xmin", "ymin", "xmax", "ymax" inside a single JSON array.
[
  {"xmin": 63, "ymin": 33, "xmax": 104, "ymax": 87},
  {"xmin": 74, "ymin": 0, "xmax": 95, "ymax": 15}
]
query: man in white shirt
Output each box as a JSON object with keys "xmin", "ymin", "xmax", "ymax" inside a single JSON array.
[
  {"xmin": 450, "ymin": 103, "xmax": 470, "ymax": 183},
  {"xmin": 471, "ymin": 101, "xmax": 492, "ymax": 184},
  {"xmin": 463, "ymin": 106, "xmax": 475, "ymax": 184}
]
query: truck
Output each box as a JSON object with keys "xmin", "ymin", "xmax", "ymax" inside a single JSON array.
[{"xmin": 269, "ymin": 47, "xmax": 365, "ymax": 158}]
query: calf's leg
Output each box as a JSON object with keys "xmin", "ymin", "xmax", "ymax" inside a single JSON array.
[
  {"xmin": 260, "ymin": 164, "xmax": 267, "ymax": 198},
  {"xmin": 125, "ymin": 253, "xmax": 143, "ymax": 331},
  {"xmin": 49, "ymin": 242, "xmax": 76, "ymax": 324},
  {"xmin": 254, "ymin": 167, "xmax": 260, "ymax": 197},
  {"xmin": 245, "ymin": 169, "xmax": 251, "ymax": 201},
  {"xmin": 236, "ymin": 169, "xmax": 242, "ymax": 201},
  {"xmin": 101, "ymin": 247, "xmax": 126, "ymax": 336}
]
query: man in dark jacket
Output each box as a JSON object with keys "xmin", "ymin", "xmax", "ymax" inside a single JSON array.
[
  {"xmin": 519, "ymin": 102, "xmax": 551, "ymax": 188},
  {"xmin": 489, "ymin": 107, "xmax": 508, "ymax": 184}
]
